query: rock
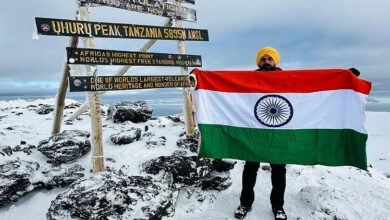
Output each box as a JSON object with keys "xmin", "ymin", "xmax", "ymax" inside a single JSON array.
[
  {"xmin": 142, "ymin": 156, "xmax": 235, "ymax": 188},
  {"xmin": 212, "ymin": 159, "xmax": 237, "ymax": 172},
  {"xmin": 201, "ymin": 175, "xmax": 232, "ymax": 191},
  {"xmin": 47, "ymin": 172, "xmax": 174, "ymax": 220},
  {"xmin": 64, "ymin": 103, "xmax": 81, "ymax": 109},
  {"xmin": 38, "ymin": 164, "xmax": 85, "ymax": 189},
  {"xmin": 172, "ymin": 150, "xmax": 187, "ymax": 156},
  {"xmin": 37, "ymin": 130, "xmax": 91, "ymax": 165},
  {"xmin": 143, "ymin": 156, "xmax": 212, "ymax": 186},
  {"xmin": 146, "ymin": 136, "xmax": 167, "ymax": 148},
  {"xmin": 0, "ymin": 159, "xmax": 84, "ymax": 207},
  {"xmin": 0, "ymin": 145, "xmax": 12, "ymax": 156},
  {"xmin": 261, "ymin": 164, "xmax": 271, "ymax": 172},
  {"xmin": 12, "ymin": 144, "xmax": 36, "ymax": 155},
  {"xmin": 106, "ymin": 157, "xmax": 116, "ymax": 163},
  {"xmin": 36, "ymin": 104, "xmax": 54, "ymax": 114},
  {"xmin": 142, "ymin": 131, "xmax": 155, "ymax": 138},
  {"xmin": 110, "ymin": 127, "xmax": 142, "ymax": 145},
  {"xmin": 176, "ymin": 133, "xmax": 200, "ymax": 153},
  {"xmin": 107, "ymin": 101, "xmax": 153, "ymax": 123},
  {"xmin": 166, "ymin": 114, "xmax": 184, "ymax": 124},
  {"xmin": 0, "ymin": 159, "xmax": 39, "ymax": 207}
]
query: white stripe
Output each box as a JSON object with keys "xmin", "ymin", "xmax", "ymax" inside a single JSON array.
[{"xmin": 195, "ymin": 89, "xmax": 368, "ymax": 134}]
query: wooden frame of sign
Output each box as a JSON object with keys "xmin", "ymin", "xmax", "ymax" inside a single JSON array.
[
  {"xmin": 35, "ymin": 17, "xmax": 208, "ymax": 41},
  {"xmin": 69, "ymin": 75, "xmax": 192, "ymax": 92},
  {"xmin": 78, "ymin": 0, "xmax": 197, "ymax": 22},
  {"xmin": 36, "ymin": 0, "xmax": 205, "ymax": 173},
  {"xmin": 67, "ymin": 47, "xmax": 202, "ymax": 67}
]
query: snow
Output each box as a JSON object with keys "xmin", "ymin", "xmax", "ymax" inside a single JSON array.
[{"xmin": 0, "ymin": 98, "xmax": 389, "ymax": 219}]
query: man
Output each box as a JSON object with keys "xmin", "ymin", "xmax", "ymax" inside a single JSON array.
[
  {"xmin": 233, "ymin": 47, "xmax": 361, "ymax": 220},
  {"xmin": 234, "ymin": 47, "xmax": 287, "ymax": 220}
]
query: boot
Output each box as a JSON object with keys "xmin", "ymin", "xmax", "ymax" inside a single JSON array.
[
  {"xmin": 272, "ymin": 207, "xmax": 287, "ymax": 220},
  {"xmin": 234, "ymin": 204, "xmax": 252, "ymax": 219}
]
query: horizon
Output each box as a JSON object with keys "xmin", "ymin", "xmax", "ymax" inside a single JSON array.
[{"xmin": 1, "ymin": 0, "xmax": 390, "ymax": 112}]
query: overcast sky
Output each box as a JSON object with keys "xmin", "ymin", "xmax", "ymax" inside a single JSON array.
[{"xmin": 0, "ymin": 0, "xmax": 389, "ymax": 99}]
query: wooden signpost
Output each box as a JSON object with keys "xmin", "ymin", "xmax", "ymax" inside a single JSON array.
[
  {"xmin": 35, "ymin": 17, "xmax": 208, "ymax": 41},
  {"xmin": 35, "ymin": 0, "xmax": 206, "ymax": 173},
  {"xmin": 67, "ymin": 47, "xmax": 202, "ymax": 67},
  {"xmin": 69, "ymin": 75, "xmax": 192, "ymax": 92},
  {"xmin": 78, "ymin": 0, "xmax": 197, "ymax": 22}
]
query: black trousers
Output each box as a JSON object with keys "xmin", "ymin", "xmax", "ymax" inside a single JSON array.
[{"xmin": 239, "ymin": 161, "xmax": 286, "ymax": 209}]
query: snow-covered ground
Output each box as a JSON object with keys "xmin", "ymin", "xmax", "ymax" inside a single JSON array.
[{"xmin": 0, "ymin": 98, "xmax": 389, "ymax": 220}]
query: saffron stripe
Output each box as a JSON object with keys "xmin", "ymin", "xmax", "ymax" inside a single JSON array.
[{"xmin": 192, "ymin": 69, "xmax": 371, "ymax": 95}]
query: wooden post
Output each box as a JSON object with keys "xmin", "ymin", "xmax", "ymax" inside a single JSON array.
[
  {"xmin": 79, "ymin": 6, "xmax": 104, "ymax": 173},
  {"xmin": 66, "ymin": 19, "xmax": 173, "ymax": 121},
  {"xmin": 52, "ymin": 36, "xmax": 78, "ymax": 135},
  {"xmin": 175, "ymin": 2, "xmax": 195, "ymax": 136}
]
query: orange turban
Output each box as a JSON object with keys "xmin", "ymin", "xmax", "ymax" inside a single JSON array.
[{"xmin": 256, "ymin": 47, "xmax": 280, "ymax": 67}]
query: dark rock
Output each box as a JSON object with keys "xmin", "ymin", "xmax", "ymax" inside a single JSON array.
[
  {"xmin": 6, "ymin": 127, "xmax": 14, "ymax": 130},
  {"xmin": 0, "ymin": 159, "xmax": 39, "ymax": 207},
  {"xmin": 37, "ymin": 130, "xmax": 91, "ymax": 165},
  {"xmin": 172, "ymin": 150, "xmax": 187, "ymax": 156},
  {"xmin": 166, "ymin": 114, "xmax": 184, "ymax": 124},
  {"xmin": 15, "ymin": 112, "xmax": 23, "ymax": 116},
  {"xmin": 201, "ymin": 175, "xmax": 232, "ymax": 191},
  {"xmin": 38, "ymin": 164, "xmax": 85, "ymax": 189},
  {"xmin": 107, "ymin": 101, "xmax": 153, "ymax": 123},
  {"xmin": 36, "ymin": 104, "xmax": 54, "ymax": 114},
  {"xmin": 261, "ymin": 164, "xmax": 271, "ymax": 172},
  {"xmin": 47, "ymin": 172, "xmax": 174, "ymax": 220},
  {"xmin": 0, "ymin": 159, "xmax": 85, "ymax": 207},
  {"xmin": 64, "ymin": 103, "xmax": 81, "ymax": 109},
  {"xmin": 142, "ymin": 156, "xmax": 235, "ymax": 189},
  {"xmin": 12, "ymin": 144, "xmax": 36, "ymax": 155},
  {"xmin": 106, "ymin": 157, "xmax": 116, "ymax": 163},
  {"xmin": 212, "ymin": 159, "xmax": 237, "ymax": 172},
  {"xmin": 143, "ymin": 156, "xmax": 212, "ymax": 186},
  {"xmin": 110, "ymin": 127, "xmax": 142, "ymax": 145},
  {"xmin": 176, "ymin": 133, "xmax": 200, "ymax": 153},
  {"xmin": 142, "ymin": 131, "xmax": 155, "ymax": 138},
  {"xmin": 146, "ymin": 136, "xmax": 167, "ymax": 148},
  {"xmin": 0, "ymin": 145, "xmax": 12, "ymax": 156}
]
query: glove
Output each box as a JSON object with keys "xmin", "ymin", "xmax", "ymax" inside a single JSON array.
[{"xmin": 348, "ymin": 68, "xmax": 360, "ymax": 77}]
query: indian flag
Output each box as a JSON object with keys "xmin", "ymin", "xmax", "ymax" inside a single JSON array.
[{"xmin": 192, "ymin": 69, "xmax": 372, "ymax": 170}]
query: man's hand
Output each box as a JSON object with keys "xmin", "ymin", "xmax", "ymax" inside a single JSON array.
[{"xmin": 349, "ymin": 68, "xmax": 360, "ymax": 77}]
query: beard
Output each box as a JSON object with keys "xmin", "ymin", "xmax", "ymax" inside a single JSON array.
[{"xmin": 259, "ymin": 63, "xmax": 276, "ymax": 71}]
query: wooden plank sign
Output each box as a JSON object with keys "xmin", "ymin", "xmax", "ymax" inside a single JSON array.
[
  {"xmin": 78, "ymin": 0, "xmax": 197, "ymax": 22},
  {"xmin": 35, "ymin": 17, "xmax": 209, "ymax": 41},
  {"xmin": 67, "ymin": 47, "xmax": 202, "ymax": 67},
  {"xmin": 69, "ymin": 75, "xmax": 192, "ymax": 92},
  {"xmin": 161, "ymin": 0, "xmax": 195, "ymax": 5}
]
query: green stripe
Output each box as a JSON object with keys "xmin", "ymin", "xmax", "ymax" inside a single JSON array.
[{"xmin": 198, "ymin": 124, "xmax": 367, "ymax": 170}]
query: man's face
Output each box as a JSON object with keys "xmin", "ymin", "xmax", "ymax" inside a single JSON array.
[{"xmin": 259, "ymin": 54, "xmax": 276, "ymax": 68}]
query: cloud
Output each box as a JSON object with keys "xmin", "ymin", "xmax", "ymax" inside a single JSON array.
[{"xmin": 0, "ymin": 0, "xmax": 389, "ymax": 100}]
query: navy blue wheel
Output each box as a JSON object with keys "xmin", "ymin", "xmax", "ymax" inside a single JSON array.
[{"xmin": 254, "ymin": 95, "xmax": 293, "ymax": 127}]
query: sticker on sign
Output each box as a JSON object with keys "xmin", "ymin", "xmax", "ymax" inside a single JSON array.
[{"xmin": 78, "ymin": 0, "xmax": 197, "ymax": 22}]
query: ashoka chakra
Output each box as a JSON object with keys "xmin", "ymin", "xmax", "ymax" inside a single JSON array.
[{"xmin": 254, "ymin": 95, "xmax": 293, "ymax": 127}]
